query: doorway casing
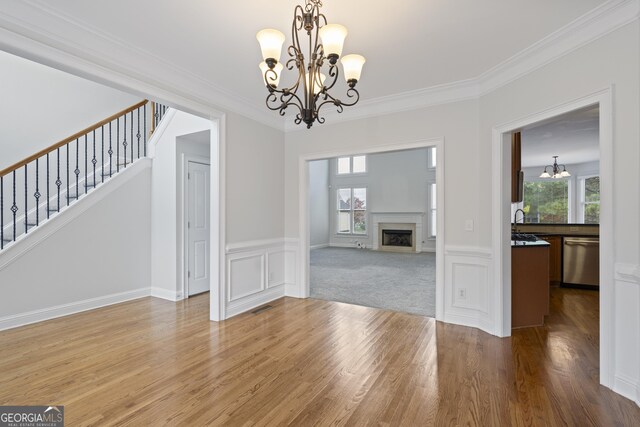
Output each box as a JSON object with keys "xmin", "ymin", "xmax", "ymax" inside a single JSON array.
[
  {"xmin": 297, "ymin": 138, "xmax": 446, "ymax": 321},
  {"xmin": 491, "ymin": 87, "xmax": 614, "ymax": 388}
]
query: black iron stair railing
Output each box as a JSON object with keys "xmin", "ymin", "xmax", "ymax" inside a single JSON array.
[{"xmin": 0, "ymin": 99, "xmax": 168, "ymax": 251}]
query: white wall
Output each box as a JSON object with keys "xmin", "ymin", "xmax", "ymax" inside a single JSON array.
[
  {"xmin": 308, "ymin": 159, "xmax": 330, "ymax": 248},
  {"xmin": 325, "ymin": 148, "xmax": 436, "ymax": 251},
  {"xmin": 223, "ymin": 112, "xmax": 289, "ymax": 316},
  {"xmin": 0, "ymin": 50, "xmax": 139, "ymax": 170},
  {"xmin": 150, "ymin": 110, "xmax": 212, "ymax": 300},
  {"xmin": 0, "ymin": 160, "xmax": 151, "ymax": 329},
  {"xmin": 284, "ymin": 20, "xmax": 640, "ymax": 404}
]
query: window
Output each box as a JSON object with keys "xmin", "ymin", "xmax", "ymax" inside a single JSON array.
[
  {"xmin": 523, "ymin": 180, "xmax": 569, "ymax": 224},
  {"xmin": 337, "ymin": 187, "xmax": 367, "ymax": 234},
  {"xmin": 580, "ymin": 175, "xmax": 600, "ymax": 224},
  {"xmin": 427, "ymin": 147, "xmax": 437, "ymax": 169},
  {"xmin": 428, "ymin": 182, "xmax": 437, "ymax": 238},
  {"xmin": 337, "ymin": 155, "xmax": 366, "ymax": 175}
]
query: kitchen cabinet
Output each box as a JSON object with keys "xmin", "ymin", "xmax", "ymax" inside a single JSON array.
[
  {"xmin": 512, "ymin": 242, "xmax": 550, "ymax": 328},
  {"xmin": 511, "ymin": 132, "xmax": 522, "ymax": 203},
  {"xmin": 537, "ymin": 235, "xmax": 562, "ymax": 284}
]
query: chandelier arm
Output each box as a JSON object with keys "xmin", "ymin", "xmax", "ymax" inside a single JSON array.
[
  {"xmin": 322, "ymin": 63, "xmax": 340, "ymax": 93},
  {"xmin": 338, "ymin": 87, "xmax": 360, "ymax": 107}
]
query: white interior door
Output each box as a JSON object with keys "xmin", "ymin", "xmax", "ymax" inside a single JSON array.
[{"xmin": 187, "ymin": 161, "xmax": 210, "ymax": 296}]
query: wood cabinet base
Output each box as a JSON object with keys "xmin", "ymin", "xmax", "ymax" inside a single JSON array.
[{"xmin": 512, "ymin": 246, "xmax": 550, "ymax": 328}]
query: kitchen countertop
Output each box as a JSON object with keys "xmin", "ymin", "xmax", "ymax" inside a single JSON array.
[{"xmin": 511, "ymin": 240, "xmax": 551, "ymax": 248}]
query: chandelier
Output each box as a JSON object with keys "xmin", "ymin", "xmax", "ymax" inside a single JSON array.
[
  {"xmin": 539, "ymin": 156, "xmax": 571, "ymax": 179},
  {"xmin": 256, "ymin": 0, "xmax": 365, "ymax": 129}
]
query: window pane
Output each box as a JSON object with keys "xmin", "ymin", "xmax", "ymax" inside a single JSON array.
[
  {"xmin": 523, "ymin": 180, "xmax": 569, "ymax": 224},
  {"xmin": 352, "ymin": 155, "xmax": 366, "ymax": 173},
  {"xmin": 353, "ymin": 210, "xmax": 366, "ymax": 234},
  {"xmin": 338, "ymin": 188, "xmax": 351, "ymax": 209},
  {"xmin": 585, "ymin": 176, "xmax": 600, "ymax": 202},
  {"xmin": 430, "ymin": 183, "xmax": 436, "ymax": 209},
  {"xmin": 429, "ymin": 147, "xmax": 437, "ymax": 168},
  {"xmin": 353, "ymin": 188, "xmax": 367, "ymax": 210},
  {"xmin": 430, "ymin": 210, "xmax": 436, "ymax": 237},
  {"xmin": 338, "ymin": 212, "xmax": 351, "ymax": 233},
  {"xmin": 584, "ymin": 203, "xmax": 600, "ymax": 224},
  {"xmin": 338, "ymin": 157, "xmax": 351, "ymax": 174}
]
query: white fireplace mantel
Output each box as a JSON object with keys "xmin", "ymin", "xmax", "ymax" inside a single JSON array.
[{"xmin": 371, "ymin": 212, "xmax": 425, "ymax": 252}]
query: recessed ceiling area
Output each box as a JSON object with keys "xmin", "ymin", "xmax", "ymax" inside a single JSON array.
[
  {"xmin": 521, "ymin": 105, "xmax": 600, "ymax": 168},
  {"xmin": 26, "ymin": 0, "xmax": 607, "ymax": 107}
]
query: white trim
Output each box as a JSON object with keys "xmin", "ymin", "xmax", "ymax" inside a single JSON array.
[
  {"xmin": 298, "ymin": 138, "xmax": 445, "ymax": 321},
  {"xmin": 310, "ymin": 243, "xmax": 330, "ymax": 250},
  {"xmin": 181, "ymin": 155, "xmax": 211, "ymax": 300},
  {"xmin": 0, "ymin": 1, "xmax": 636, "ymax": 133},
  {"xmin": 491, "ymin": 88, "xmax": 615, "ymax": 390},
  {"xmin": 613, "ymin": 373, "xmax": 640, "ymax": 405},
  {"xmin": 615, "ymin": 263, "xmax": 640, "ymax": 284},
  {"xmin": 0, "ymin": 0, "xmax": 283, "ymax": 131},
  {"xmin": 0, "ymin": 288, "xmax": 150, "ymax": 331},
  {"xmin": 226, "ymin": 285, "xmax": 285, "ymax": 318},
  {"xmin": 0, "ymin": 159, "xmax": 151, "ymax": 270},
  {"xmin": 150, "ymin": 287, "xmax": 180, "ymax": 302},
  {"xmin": 226, "ymin": 238, "xmax": 288, "ymax": 254},
  {"xmin": 445, "ymin": 246, "xmax": 493, "ymax": 259},
  {"xmin": 147, "ymin": 108, "xmax": 177, "ymax": 158},
  {"xmin": 284, "ymin": 1, "xmax": 640, "ymax": 131},
  {"xmin": 477, "ymin": 0, "xmax": 640, "ymax": 95}
]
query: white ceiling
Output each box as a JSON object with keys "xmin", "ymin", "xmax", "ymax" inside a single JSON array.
[
  {"xmin": 27, "ymin": 0, "xmax": 607, "ymax": 109},
  {"xmin": 521, "ymin": 105, "xmax": 600, "ymax": 168}
]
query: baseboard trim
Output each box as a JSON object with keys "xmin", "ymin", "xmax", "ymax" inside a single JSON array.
[
  {"xmin": 0, "ymin": 288, "xmax": 151, "ymax": 331},
  {"xmin": 613, "ymin": 374, "xmax": 640, "ymax": 406},
  {"xmin": 226, "ymin": 285, "xmax": 285, "ymax": 318},
  {"xmin": 150, "ymin": 287, "xmax": 182, "ymax": 302},
  {"xmin": 310, "ymin": 243, "xmax": 330, "ymax": 250}
]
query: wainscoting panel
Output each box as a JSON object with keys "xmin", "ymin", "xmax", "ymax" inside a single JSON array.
[
  {"xmin": 444, "ymin": 246, "xmax": 494, "ymax": 333},
  {"xmin": 266, "ymin": 250, "xmax": 285, "ymax": 288},
  {"xmin": 225, "ymin": 238, "xmax": 293, "ymax": 318},
  {"xmin": 613, "ymin": 263, "xmax": 640, "ymax": 405},
  {"xmin": 227, "ymin": 252, "xmax": 264, "ymax": 302}
]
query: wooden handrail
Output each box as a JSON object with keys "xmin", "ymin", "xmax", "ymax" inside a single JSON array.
[{"xmin": 0, "ymin": 99, "xmax": 149, "ymax": 178}]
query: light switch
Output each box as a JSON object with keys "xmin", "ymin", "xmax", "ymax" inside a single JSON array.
[{"xmin": 465, "ymin": 220, "xmax": 474, "ymax": 231}]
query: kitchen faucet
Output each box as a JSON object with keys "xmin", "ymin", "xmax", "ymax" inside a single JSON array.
[{"xmin": 513, "ymin": 208, "xmax": 526, "ymax": 234}]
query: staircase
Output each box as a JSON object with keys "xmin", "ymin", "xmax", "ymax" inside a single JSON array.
[{"xmin": 0, "ymin": 100, "xmax": 168, "ymax": 250}]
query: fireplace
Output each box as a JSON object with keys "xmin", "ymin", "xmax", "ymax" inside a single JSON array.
[
  {"xmin": 382, "ymin": 229, "xmax": 413, "ymax": 247},
  {"xmin": 378, "ymin": 222, "xmax": 417, "ymax": 253}
]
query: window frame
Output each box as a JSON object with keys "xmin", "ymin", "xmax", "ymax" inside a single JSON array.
[
  {"xmin": 521, "ymin": 176, "xmax": 571, "ymax": 224},
  {"xmin": 427, "ymin": 181, "xmax": 437, "ymax": 239},
  {"xmin": 578, "ymin": 174, "xmax": 600, "ymax": 224},
  {"xmin": 336, "ymin": 155, "xmax": 367, "ymax": 176},
  {"xmin": 427, "ymin": 147, "xmax": 437, "ymax": 170},
  {"xmin": 336, "ymin": 186, "xmax": 368, "ymax": 236}
]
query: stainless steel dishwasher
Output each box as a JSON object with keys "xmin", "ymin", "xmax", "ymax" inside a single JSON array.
[{"xmin": 562, "ymin": 237, "xmax": 599, "ymax": 288}]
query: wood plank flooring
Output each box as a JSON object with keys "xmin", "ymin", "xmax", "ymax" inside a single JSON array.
[{"xmin": 0, "ymin": 288, "xmax": 638, "ymax": 426}]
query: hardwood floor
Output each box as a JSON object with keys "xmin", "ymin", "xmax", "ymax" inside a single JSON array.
[{"xmin": 0, "ymin": 288, "xmax": 638, "ymax": 426}]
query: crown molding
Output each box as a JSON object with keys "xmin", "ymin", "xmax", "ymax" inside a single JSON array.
[
  {"xmin": 0, "ymin": 0, "xmax": 285, "ymax": 131},
  {"xmin": 285, "ymin": 78, "xmax": 479, "ymax": 132},
  {"xmin": 476, "ymin": 0, "xmax": 640, "ymax": 95},
  {"xmin": 286, "ymin": 0, "xmax": 640, "ymax": 130},
  {"xmin": 0, "ymin": 0, "xmax": 637, "ymax": 133}
]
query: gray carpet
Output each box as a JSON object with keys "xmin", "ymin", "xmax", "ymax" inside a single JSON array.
[{"xmin": 310, "ymin": 247, "xmax": 436, "ymax": 317}]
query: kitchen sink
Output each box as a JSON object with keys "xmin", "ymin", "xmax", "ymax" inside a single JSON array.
[{"xmin": 511, "ymin": 233, "xmax": 539, "ymax": 242}]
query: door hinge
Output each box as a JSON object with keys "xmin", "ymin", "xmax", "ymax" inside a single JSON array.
[
  {"xmin": 188, "ymin": 271, "xmax": 191, "ymax": 278},
  {"xmin": 188, "ymin": 172, "xmax": 191, "ymax": 179},
  {"xmin": 188, "ymin": 221, "xmax": 191, "ymax": 229}
]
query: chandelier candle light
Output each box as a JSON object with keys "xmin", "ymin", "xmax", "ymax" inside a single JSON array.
[
  {"xmin": 539, "ymin": 156, "xmax": 571, "ymax": 179},
  {"xmin": 256, "ymin": 0, "xmax": 366, "ymax": 128}
]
